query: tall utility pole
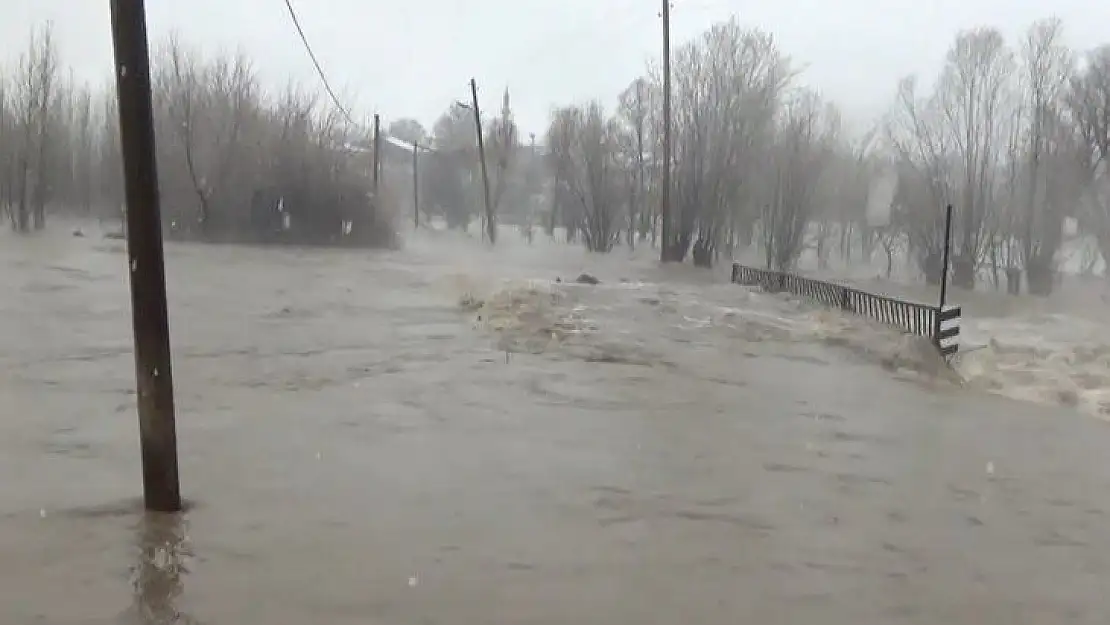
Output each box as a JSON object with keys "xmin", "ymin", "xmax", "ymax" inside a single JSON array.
[
  {"xmin": 470, "ymin": 78, "xmax": 495, "ymax": 245},
  {"xmin": 372, "ymin": 113, "xmax": 381, "ymax": 194},
  {"xmin": 660, "ymin": 0, "xmax": 673, "ymax": 262},
  {"xmin": 109, "ymin": 0, "xmax": 181, "ymax": 513},
  {"xmin": 412, "ymin": 143, "xmax": 419, "ymax": 228}
]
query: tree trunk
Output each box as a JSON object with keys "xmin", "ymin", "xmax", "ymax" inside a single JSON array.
[
  {"xmin": 692, "ymin": 237, "xmax": 714, "ymax": 268},
  {"xmin": 952, "ymin": 256, "xmax": 975, "ymax": 289},
  {"xmin": 1026, "ymin": 258, "xmax": 1054, "ymax": 296},
  {"xmin": 16, "ymin": 158, "xmax": 30, "ymax": 233},
  {"xmin": 1005, "ymin": 267, "xmax": 1022, "ymax": 295},
  {"xmin": 923, "ymin": 250, "xmax": 943, "ymax": 285},
  {"xmin": 32, "ymin": 167, "xmax": 46, "ymax": 230}
]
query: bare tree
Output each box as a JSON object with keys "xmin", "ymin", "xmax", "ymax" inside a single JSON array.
[
  {"xmin": 836, "ymin": 128, "xmax": 881, "ymax": 265},
  {"xmin": 760, "ymin": 90, "xmax": 834, "ymax": 271},
  {"xmin": 158, "ymin": 36, "xmax": 203, "ymax": 232},
  {"xmin": 6, "ymin": 24, "xmax": 58, "ymax": 232},
  {"xmin": 157, "ymin": 37, "xmax": 257, "ymax": 236},
  {"xmin": 1068, "ymin": 45, "xmax": 1110, "ymax": 275},
  {"xmin": 97, "ymin": 89, "xmax": 124, "ymax": 221},
  {"xmin": 1012, "ymin": 18, "xmax": 1074, "ymax": 294},
  {"xmin": 807, "ymin": 104, "xmax": 848, "ymax": 269},
  {"xmin": 29, "ymin": 25, "xmax": 57, "ymax": 230},
  {"xmin": 887, "ymin": 29, "xmax": 1015, "ymax": 288},
  {"xmin": 545, "ymin": 102, "xmax": 625, "ymax": 252},
  {"xmin": 663, "ymin": 21, "xmax": 790, "ymax": 266},
  {"xmin": 70, "ymin": 83, "xmax": 95, "ymax": 212},
  {"xmin": 616, "ymin": 78, "xmax": 652, "ymax": 247},
  {"xmin": 545, "ymin": 106, "xmax": 579, "ymax": 240},
  {"xmin": 936, "ymin": 28, "xmax": 1015, "ymax": 287},
  {"xmin": 426, "ymin": 103, "xmax": 477, "ymax": 230},
  {"xmin": 888, "ymin": 76, "xmax": 957, "ymax": 283},
  {"xmin": 0, "ymin": 68, "xmax": 11, "ymax": 225}
]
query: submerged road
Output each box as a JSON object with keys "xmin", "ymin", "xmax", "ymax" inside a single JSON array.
[{"xmin": 1, "ymin": 226, "xmax": 1108, "ymax": 624}]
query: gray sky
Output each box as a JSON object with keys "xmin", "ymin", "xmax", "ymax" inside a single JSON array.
[{"xmin": 5, "ymin": 0, "xmax": 1109, "ymax": 136}]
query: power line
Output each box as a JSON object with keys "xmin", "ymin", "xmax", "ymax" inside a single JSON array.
[
  {"xmin": 281, "ymin": 0, "xmax": 359, "ymax": 126},
  {"xmin": 281, "ymin": 0, "xmax": 447, "ymax": 154},
  {"xmin": 279, "ymin": 0, "xmax": 563, "ymax": 155}
]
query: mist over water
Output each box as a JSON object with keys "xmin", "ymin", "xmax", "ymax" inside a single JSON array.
[
  {"xmin": 5, "ymin": 0, "xmax": 1110, "ymax": 619},
  {"xmin": 740, "ymin": 238, "xmax": 1110, "ymax": 419},
  {"xmin": 5, "ymin": 220, "xmax": 1110, "ymax": 623}
]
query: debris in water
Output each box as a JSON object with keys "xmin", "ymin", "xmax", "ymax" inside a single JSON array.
[
  {"xmin": 72, "ymin": 229, "xmax": 84, "ymax": 238},
  {"xmin": 575, "ymin": 273, "xmax": 600, "ymax": 285}
]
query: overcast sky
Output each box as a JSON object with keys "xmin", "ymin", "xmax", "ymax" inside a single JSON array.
[{"xmin": 3, "ymin": 0, "xmax": 1108, "ymax": 137}]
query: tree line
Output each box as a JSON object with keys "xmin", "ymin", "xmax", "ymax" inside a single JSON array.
[
  {"xmin": 7, "ymin": 17, "xmax": 1110, "ymax": 296},
  {"xmin": 538, "ymin": 16, "xmax": 1110, "ymax": 296},
  {"xmin": 0, "ymin": 24, "xmax": 393, "ymax": 246}
]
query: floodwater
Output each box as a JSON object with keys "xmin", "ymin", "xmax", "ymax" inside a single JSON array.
[
  {"xmin": 3, "ymin": 222, "xmax": 1110, "ymax": 624},
  {"xmin": 785, "ymin": 245, "xmax": 1110, "ymax": 419}
]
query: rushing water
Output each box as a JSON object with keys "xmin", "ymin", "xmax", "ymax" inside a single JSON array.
[{"xmin": 3, "ymin": 221, "xmax": 1110, "ymax": 624}]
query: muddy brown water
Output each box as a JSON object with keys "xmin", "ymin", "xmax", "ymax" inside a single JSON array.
[{"xmin": 2, "ymin": 224, "xmax": 1110, "ymax": 624}]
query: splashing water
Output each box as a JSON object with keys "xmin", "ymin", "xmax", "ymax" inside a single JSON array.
[{"xmin": 954, "ymin": 314, "xmax": 1110, "ymax": 418}]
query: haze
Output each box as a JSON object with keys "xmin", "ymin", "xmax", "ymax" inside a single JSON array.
[
  {"xmin": 5, "ymin": 0, "xmax": 1108, "ymax": 134},
  {"xmin": 9, "ymin": 0, "xmax": 1110, "ymax": 622}
]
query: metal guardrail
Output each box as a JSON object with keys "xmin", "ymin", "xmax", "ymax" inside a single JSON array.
[{"xmin": 731, "ymin": 263, "xmax": 960, "ymax": 357}]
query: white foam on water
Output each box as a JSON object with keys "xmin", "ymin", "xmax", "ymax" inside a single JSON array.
[
  {"xmin": 954, "ymin": 314, "xmax": 1110, "ymax": 418},
  {"xmin": 626, "ymin": 281, "xmax": 953, "ymax": 378},
  {"xmin": 716, "ymin": 284, "xmax": 1110, "ymax": 417},
  {"xmin": 454, "ymin": 264, "xmax": 1100, "ymax": 406}
]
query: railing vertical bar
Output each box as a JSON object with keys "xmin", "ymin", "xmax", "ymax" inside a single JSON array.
[{"xmin": 729, "ymin": 262, "xmax": 959, "ymax": 359}]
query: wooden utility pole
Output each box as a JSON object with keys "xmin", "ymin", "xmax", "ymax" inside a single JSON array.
[
  {"xmin": 109, "ymin": 0, "xmax": 181, "ymax": 513},
  {"xmin": 660, "ymin": 0, "xmax": 673, "ymax": 261},
  {"xmin": 372, "ymin": 113, "xmax": 381, "ymax": 194},
  {"xmin": 412, "ymin": 143, "xmax": 419, "ymax": 228},
  {"xmin": 470, "ymin": 78, "xmax": 495, "ymax": 245}
]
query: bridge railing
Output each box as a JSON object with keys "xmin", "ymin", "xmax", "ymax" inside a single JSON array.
[{"xmin": 731, "ymin": 263, "xmax": 960, "ymax": 358}]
